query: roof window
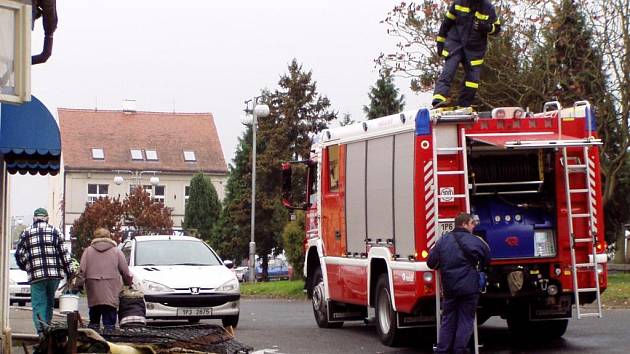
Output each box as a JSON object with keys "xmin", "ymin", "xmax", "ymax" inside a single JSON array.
[
  {"xmin": 91, "ymin": 148, "xmax": 104, "ymax": 160},
  {"xmin": 130, "ymin": 149, "xmax": 144, "ymax": 160},
  {"xmin": 183, "ymin": 150, "xmax": 196, "ymax": 162},
  {"xmin": 146, "ymin": 150, "xmax": 158, "ymax": 161}
]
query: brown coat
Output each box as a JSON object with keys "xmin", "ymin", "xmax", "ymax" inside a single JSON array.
[{"xmin": 79, "ymin": 238, "xmax": 133, "ymax": 308}]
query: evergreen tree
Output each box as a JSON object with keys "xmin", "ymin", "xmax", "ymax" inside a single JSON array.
[
  {"xmin": 530, "ymin": 0, "xmax": 624, "ymax": 246},
  {"xmin": 213, "ymin": 128, "xmax": 253, "ymax": 263},
  {"xmin": 363, "ymin": 69, "xmax": 405, "ymax": 119},
  {"xmin": 183, "ymin": 173, "xmax": 221, "ymax": 242}
]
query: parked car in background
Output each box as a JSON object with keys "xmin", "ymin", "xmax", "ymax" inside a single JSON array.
[
  {"xmin": 9, "ymin": 250, "xmax": 30, "ymax": 306},
  {"xmin": 256, "ymin": 257, "xmax": 291, "ymax": 281},
  {"xmin": 121, "ymin": 235, "xmax": 240, "ymax": 327}
]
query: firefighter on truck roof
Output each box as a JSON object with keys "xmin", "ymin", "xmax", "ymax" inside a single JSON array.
[{"xmin": 432, "ymin": 0, "xmax": 502, "ymax": 109}]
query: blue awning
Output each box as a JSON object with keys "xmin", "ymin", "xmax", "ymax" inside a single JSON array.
[{"xmin": 0, "ymin": 96, "xmax": 61, "ymax": 175}]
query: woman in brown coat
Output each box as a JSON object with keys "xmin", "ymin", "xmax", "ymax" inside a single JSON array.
[{"xmin": 79, "ymin": 228, "xmax": 133, "ymax": 330}]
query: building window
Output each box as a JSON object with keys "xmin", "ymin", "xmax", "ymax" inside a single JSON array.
[
  {"xmin": 183, "ymin": 150, "xmax": 196, "ymax": 162},
  {"xmin": 91, "ymin": 148, "xmax": 104, "ymax": 160},
  {"xmin": 185, "ymin": 185, "xmax": 190, "ymax": 209},
  {"xmin": 130, "ymin": 149, "xmax": 144, "ymax": 160},
  {"xmin": 146, "ymin": 150, "xmax": 158, "ymax": 161},
  {"xmin": 130, "ymin": 184, "xmax": 153, "ymax": 197},
  {"xmin": 87, "ymin": 184, "xmax": 108, "ymax": 204},
  {"xmin": 154, "ymin": 185, "xmax": 165, "ymax": 203}
]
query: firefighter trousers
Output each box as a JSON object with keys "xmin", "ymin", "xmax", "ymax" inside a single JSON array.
[
  {"xmin": 433, "ymin": 50, "xmax": 481, "ymax": 108},
  {"xmin": 434, "ymin": 292, "xmax": 479, "ymax": 354}
]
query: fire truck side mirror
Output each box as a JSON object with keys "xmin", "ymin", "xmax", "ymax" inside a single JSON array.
[{"xmin": 281, "ymin": 161, "xmax": 311, "ymax": 211}]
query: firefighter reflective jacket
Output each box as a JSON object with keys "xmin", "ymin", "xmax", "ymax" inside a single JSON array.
[{"xmin": 437, "ymin": 0, "xmax": 501, "ymax": 61}]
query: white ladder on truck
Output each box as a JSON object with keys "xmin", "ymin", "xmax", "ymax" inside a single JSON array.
[
  {"xmin": 431, "ymin": 109, "xmax": 480, "ymax": 353},
  {"xmin": 561, "ymin": 146, "xmax": 603, "ymax": 319}
]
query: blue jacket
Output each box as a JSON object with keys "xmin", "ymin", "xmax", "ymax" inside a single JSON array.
[
  {"xmin": 427, "ymin": 227, "xmax": 490, "ymax": 297},
  {"xmin": 437, "ymin": 0, "xmax": 501, "ymax": 61}
]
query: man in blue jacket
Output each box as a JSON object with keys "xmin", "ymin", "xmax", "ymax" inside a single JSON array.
[
  {"xmin": 432, "ymin": 0, "xmax": 501, "ymax": 109},
  {"xmin": 428, "ymin": 212, "xmax": 490, "ymax": 354}
]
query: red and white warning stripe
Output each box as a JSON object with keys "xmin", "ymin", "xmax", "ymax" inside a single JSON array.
[{"xmin": 425, "ymin": 160, "xmax": 437, "ymax": 247}]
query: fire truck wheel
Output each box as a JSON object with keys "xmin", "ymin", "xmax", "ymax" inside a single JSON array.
[
  {"xmin": 375, "ymin": 274, "xmax": 406, "ymax": 346},
  {"xmin": 312, "ymin": 268, "xmax": 343, "ymax": 328}
]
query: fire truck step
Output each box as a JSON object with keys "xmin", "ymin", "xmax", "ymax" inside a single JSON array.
[
  {"xmin": 438, "ymin": 218, "xmax": 454, "ymax": 222},
  {"xmin": 436, "ymin": 171, "xmax": 466, "ymax": 175},
  {"xmin": 574, "ymin": 238, "xmax": 594, "ymax": 243},
  {"xmin": 578, "ymin": 312, "xmax": 602, "ymax": 318},
  {"xmin": 575, "ymin": 263, "xmax": 596, "ymax": 268},
  {"xmin": 577, "ymin": 288, "xmax": 598, "ymax": 293},
  {"xmin": 569, "ymin": 189, "xmax": 589, "ymax": 194},
  {"xmin": 571, "ymin": 213, "xmax": 590, "ymax": 218},
  {"xmin": 436, "ymin": 147, "xmax": 464, "ymax": 152},
  {"xmin": 437, "ymin": 194, "xmax": 466, "ymax": 199},
  {"xmin": 567, "ymin": 164, "xmax": 587, "ymax": 170}
]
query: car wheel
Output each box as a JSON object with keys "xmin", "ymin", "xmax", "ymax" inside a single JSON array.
[
  {"xmin": 375, "ymin": 274, "xmax": 406, "ymax": 346},
  {"xmin": 222, "ymin": 314, "xmax": 239, "ymax": 328},
  {"xmin": 187, "ymin": 318, "xmax": 200, "ymax": 324},
  {"xmin": 311, "ymin": 268, "xmax": 343, "ymax": 329}
]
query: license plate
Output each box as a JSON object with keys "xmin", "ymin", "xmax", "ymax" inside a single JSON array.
[
  {"xmin": 177, "ymin": 307, "xmax": 212, "ymax": 316},
  {"xmin": 438, "ymin": 222, "xmax": 454, "ymax": 237}
]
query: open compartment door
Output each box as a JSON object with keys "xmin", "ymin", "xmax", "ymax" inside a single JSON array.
[{"xmin": 467, "ymin": 132, "xmax": 601, "ymax": 149}]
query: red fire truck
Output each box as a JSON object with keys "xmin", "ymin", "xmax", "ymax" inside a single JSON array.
[{"xmin": 282, "ymin": 101, "xmax": 607, "ymax": 346}]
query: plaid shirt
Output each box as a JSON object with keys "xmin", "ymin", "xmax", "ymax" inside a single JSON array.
[{"xmin": 15, "ymin": 221, "xmax": 72, "ymax": 283}]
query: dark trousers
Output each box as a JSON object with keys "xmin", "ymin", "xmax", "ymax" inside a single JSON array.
[
  {"xmin": 433, "ymin": 50, "xmax": 481, "ymax": 107},
  {"xmin": 435, "ymin": 293, "xmax": 479, "ymax": 354},
  {"xmin": 89, "ymin": 305, "xmax": 117, "ymax": 330}
]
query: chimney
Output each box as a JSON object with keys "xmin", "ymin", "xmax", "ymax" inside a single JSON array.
[{"xmin": 122, "ymin": 99, "xmax": 137, "ymax": 114}]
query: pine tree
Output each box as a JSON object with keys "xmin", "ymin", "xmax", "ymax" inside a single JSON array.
[
  {"xmin": 531, "ymin": 0, "xmax": 625, "ymax": 246},
  {"xmin": 363, "ymin": 69, "xmax": 405, "ymax": 119},
  {"xmin": 183, "ymin": 173, "xmax": 221, "ymax": 242}
]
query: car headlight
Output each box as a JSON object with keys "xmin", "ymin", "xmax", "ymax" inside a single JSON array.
[
  {"xmin": 142, "ymin": 280, "xmax": 174, "ymax": 293},
  {"xmin": 534, "ymin": 229, "xmax": 556, "ymax": 257},
  {"xmin": 216, "ymin": 279, "xmax": 239, "ymax": 292}
]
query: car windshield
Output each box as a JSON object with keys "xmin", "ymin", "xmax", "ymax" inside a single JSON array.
[
  {"xmin": 9, "ymin": 253, "xmax": 19, "ymax": 270},
  {"xmin": 135, "ymin": 239, "xmax": 221, "ymax": 266}
]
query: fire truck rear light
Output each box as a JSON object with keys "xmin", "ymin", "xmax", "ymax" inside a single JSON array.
[
  {"xmin": 554, "ymin": 267, "xmax": 562, "ymax": 276},
  {"xmin": 547, "ymin": 284, "xmax": 559, "ymax": 296},
  {"xmin": 596, "ymin": 243, "xmax": 602, "ymax": 250},
  {"xmin": 421, "ymin": 250, "xmax": 428, "ymax": 259},
  {"xmin": 423, "ymin": 272, "xmax": 433, "ymax": 283}
]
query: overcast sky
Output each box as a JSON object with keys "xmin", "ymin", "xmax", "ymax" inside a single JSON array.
[{"xmin": 10, "ymin": 0, "xmax": 430, "ymax": 219}]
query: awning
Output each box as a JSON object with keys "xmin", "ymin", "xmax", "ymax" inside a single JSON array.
[
  {"xmin": 0, "ymin": 96, "xmax": 61, "ymax": 175},
  {"xmin": 467, "ymin": 132, "xmax": 602, "ymax": 149}
]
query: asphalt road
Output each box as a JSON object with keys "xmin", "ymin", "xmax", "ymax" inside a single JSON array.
[
  {"xmin": 235, "ymin": 299, "xmax": 630, "ymax": 354},
  {"xmin": 9, "ymin": 298, "xmax": 630, "ymax": 353}
]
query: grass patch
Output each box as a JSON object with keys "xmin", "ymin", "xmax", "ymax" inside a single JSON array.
[
  {"xmin": 602, "ymin": 272, "xmax": 630, "ymax": 308},
  {"xmin": 240, "ymin": 280, "xmax": 306, "ymax": 299}
]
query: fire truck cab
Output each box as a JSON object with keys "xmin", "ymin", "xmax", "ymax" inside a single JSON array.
[{"xmin": 282, "ymin": 101, "xmax": 606, "ymax": 346}]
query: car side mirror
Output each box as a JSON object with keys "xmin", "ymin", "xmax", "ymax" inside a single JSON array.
[{"xmin": 224, "ymin": 260, "xmax": 234, "ymax": 269}]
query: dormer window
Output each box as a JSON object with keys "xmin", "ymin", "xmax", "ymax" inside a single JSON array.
[
  {"xmin": 183, "ymin": 150, "xmax": 196, "ymax": 162},
  {"xmin": 91, "ymin": 148, "xmax": 104, "ymax": 160},
  {"xmin": 146, "ymin": 150, "xmax": 158, "ymax": 161},
  {"xmin": 130, "ymin": 149, "xmax": 144, "ymax": 160}
]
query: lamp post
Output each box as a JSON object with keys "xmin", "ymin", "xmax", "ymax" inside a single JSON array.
[
  {"xmin": 242, "ymin": 97, "xmax": 270, "ymax": 282},
  {"xmin": 113, "ymin": 170, "xmax": 160, "ymax": 188}
]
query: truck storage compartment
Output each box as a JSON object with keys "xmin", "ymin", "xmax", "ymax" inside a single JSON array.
[{"xmin": 468, "ymin": 149, "xmax": 557, "ymax": 259}]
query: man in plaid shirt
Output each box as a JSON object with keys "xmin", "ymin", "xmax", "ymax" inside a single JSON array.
[{"xmin": 15, "ymin": 208, "xmax": 73, "ymax": 334}]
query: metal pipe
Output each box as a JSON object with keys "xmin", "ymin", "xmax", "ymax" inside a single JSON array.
[{"xmin": 249, "ymin": 98, "xmax": 257, "ymax": 283}]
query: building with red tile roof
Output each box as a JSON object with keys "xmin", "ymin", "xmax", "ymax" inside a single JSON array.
[{"xmin": 59, "ymin": 106, "xmax": 228, "ymax": 233}]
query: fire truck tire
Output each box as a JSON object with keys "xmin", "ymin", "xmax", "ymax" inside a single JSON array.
[
  {"xmin": 375, "ymin": 275, "xmax": 406, "ymax": 346},
  {"xmin": 312, "ymin": 268, "xmax": 343, "ymax": 328}
]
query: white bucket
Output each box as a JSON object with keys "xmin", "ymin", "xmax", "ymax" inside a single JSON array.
[{"xmin": 59, "ymin": 294, "xmax": 79, "ymax": 313}]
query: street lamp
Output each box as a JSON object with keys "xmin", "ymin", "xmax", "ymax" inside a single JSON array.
[
  {"xmin": 114, "ymin": 170, "xmax": 160, "ymax": 199},
  {"xmin": 242, "ymin": 97, "xmax": 270, "ymax": 282}
]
